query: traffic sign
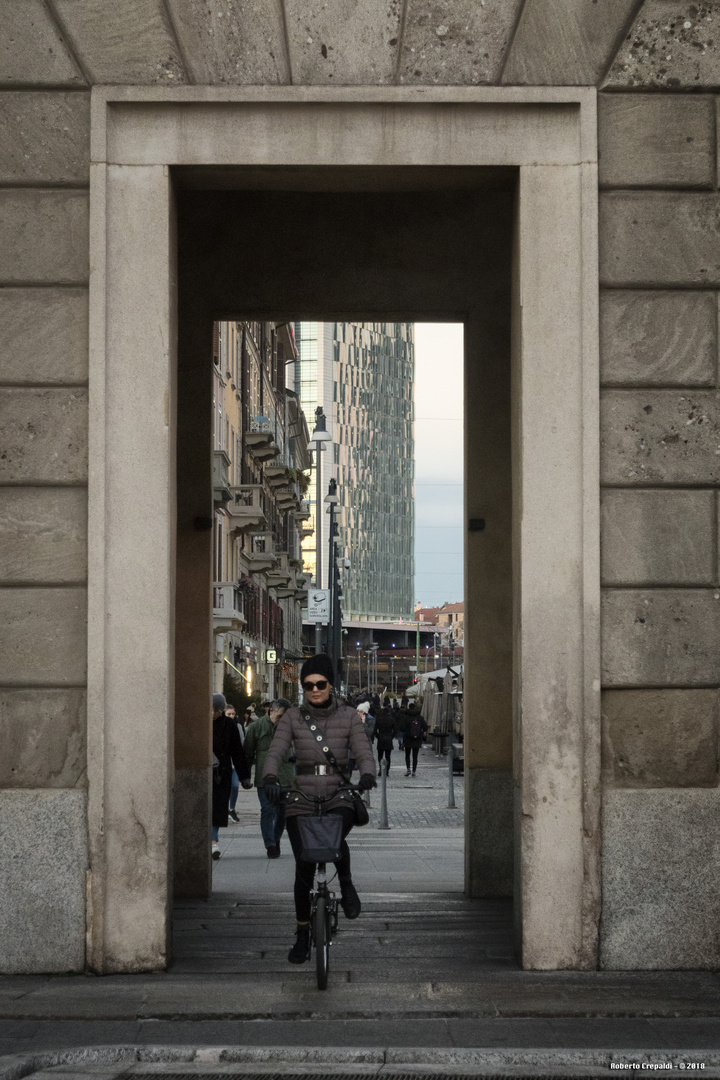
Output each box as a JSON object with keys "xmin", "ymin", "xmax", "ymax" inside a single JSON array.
[{"xmin": 307, "ymin": 588, "xmax": 331, "ymax": 621}]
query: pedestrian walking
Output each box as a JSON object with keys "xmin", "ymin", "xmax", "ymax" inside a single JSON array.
[
  {"xmin": 212, "ymin": 693, "xmax": 251, "ymax": 860},
  {"xmin": 243, "ymin": 698, "xmax": 293, "ymax": 858},
  {"xmin": 356, "ymin": 700, "xmax": 376, "ymax": 741},
  {"xmin": 403, "ymin": 702, "xmax": 427, "ymax": 777},
  {"xmin": 261, "ymin": 654, "xmax": 376, "ymax": 964},
  {"xmin": 393, "ymin": 701, "xmax": 404, "ymax": 748},
  {"xmin": 226, "ymin": 703, "xmax": 244, "ymax": 823},
  {"xmin": 374, "ymin": 706, "xmax": 397, "ymax": 776}
]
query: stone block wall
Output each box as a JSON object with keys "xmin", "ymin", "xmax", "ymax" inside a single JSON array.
[
  {"xmin": 1, "ymin": 0, "xmax": 719, "ymax": 972},
  {"xmin": 0, "ymin": 21, "xmax": 90, "ymax": 969},
  {"xmin": 598, "ymin": 91, "xmax": 720, "ymax": 969}
]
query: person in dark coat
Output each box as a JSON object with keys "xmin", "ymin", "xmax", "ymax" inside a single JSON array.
[
  {"xmin": 212, "ymin": 692, "xmax": 251, "ymax": 860},
  {"xmin": 374, "ymin": 707, "xmax": 397, "ymax": 776},
  {"xmin": 403, "ymin": 702, "xmax": 428, "ymax": 777},
  {"xmin": 262, "ymin": 653, "xmax": 376, "ymax": 964},
  {"xmin": 392, "ymin": 701, "xmax": 404, "ymax": 748}
]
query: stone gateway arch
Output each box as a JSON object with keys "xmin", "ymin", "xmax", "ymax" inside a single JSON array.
[{"xmin": 1, "ymin": 1, "xmax": 719, "ymax": 976}]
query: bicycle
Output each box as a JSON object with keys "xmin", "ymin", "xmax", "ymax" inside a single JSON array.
[{"xmin": 282, "ymin": 784, "xmax": 359, "ymax": 990}]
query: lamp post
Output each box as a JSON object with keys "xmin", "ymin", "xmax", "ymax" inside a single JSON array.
[
  {"xmin": 311, "ymin": 406, "xmax": 331, "ymax": 654},
  {"xmin": 324, "ymin": 478, "xmax": 339, "ymax": 677},
  {"xmin": 368, "ymin": 642, "xmax": 379, "ymax": 695}
]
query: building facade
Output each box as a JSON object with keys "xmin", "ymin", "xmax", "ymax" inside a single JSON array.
[
  {"xmin": 294, "ymin": 321, "xmax": 414, "ymax": 621},
  {"xmin": 212, "ymin": 320, "xmax": 311, "ymax": 702}
]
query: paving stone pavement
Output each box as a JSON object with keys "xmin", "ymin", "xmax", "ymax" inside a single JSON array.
[
  {"xmin": 230, "ymin": 746, "xmax": 464, "ymax": 832},
  {"xmin": 3, "ymin": 748, "xmax": 720, "ymax": 1064}
]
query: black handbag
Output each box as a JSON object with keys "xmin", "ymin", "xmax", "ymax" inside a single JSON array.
[{"xmin": 299, "ymin": 709, "xmax": 370, "ymax": 827}]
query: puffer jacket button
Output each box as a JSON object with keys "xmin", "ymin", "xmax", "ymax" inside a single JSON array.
[{"xmin": 316, "ymin": 735, "xmax": 322, "ymax": 742}]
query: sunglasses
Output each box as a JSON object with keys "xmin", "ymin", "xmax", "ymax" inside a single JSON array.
[{"xmin": 302, "ymin": 679, "xmax": 329, "ymax": 691}]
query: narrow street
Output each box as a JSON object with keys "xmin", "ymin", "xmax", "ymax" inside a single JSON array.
[{"xmin": 174, "ymin": 743, "xmax": 515, "ymax": 977}]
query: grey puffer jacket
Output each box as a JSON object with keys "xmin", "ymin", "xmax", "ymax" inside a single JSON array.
[{"xmin": 261, "ymin": 696, "xmax": 375, "ymax": 817}]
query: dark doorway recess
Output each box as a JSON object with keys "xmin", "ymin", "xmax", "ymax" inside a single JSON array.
[{"xmin": 172, "ymin": 169, "xmax": 515, "ymax": 969}]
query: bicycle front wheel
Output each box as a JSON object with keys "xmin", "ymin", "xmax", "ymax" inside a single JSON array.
[{"xmin": 314, "ymin": 895, "xmax": 329, "ymax": 990}]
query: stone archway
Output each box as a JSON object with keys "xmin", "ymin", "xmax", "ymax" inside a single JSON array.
[{"xmin": 87, "ymin": 87, "xmax": 599, "ymax": 973}]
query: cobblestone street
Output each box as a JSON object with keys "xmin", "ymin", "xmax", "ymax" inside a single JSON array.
[{"xmin": 213, "ymin": 742, "xmax": 464, "ymax": 897}]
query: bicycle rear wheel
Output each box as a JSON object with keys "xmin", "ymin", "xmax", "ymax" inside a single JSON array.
[{"xmin": 314, "ymin": 895, "xmax": 329, "ymax": 990}]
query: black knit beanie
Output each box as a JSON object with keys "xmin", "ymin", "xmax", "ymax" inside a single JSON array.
[{"xmin": 300, "ymin": 653, "xmax": 335, "ymax": 686}]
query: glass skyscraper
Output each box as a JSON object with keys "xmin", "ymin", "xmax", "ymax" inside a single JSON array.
[{"xmin": 294, "ymin": 322, "xmax": 415, "ymax": 621}]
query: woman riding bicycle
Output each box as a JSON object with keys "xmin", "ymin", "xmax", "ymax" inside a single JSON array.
[{"xmin": 261, "ymin": 654, "xmax": 377, "ymax": 964}]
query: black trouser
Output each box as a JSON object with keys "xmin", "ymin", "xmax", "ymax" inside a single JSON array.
[
  {"xmin": 286, "ymin": 806, "xmax": 355, "ymax": 922},
  {"xmin": 378, "ymin": 747, "xmax": 392, "ymax": 773},
  {"xmin": 405, "ymin": 745, "xmax": 420, "ymax": 772}
]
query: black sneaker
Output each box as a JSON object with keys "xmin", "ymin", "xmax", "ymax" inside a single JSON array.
[
  {"xmin": 405, "ymin": 769, "xmax": 411, "ymax": 777},
  {"xmin": 288, "ymin": 925, "xmax": 310, "ymax": 964},
  {"xmin": 267, "ymin": 845, "xmax": 281, "ymax": 859},
  {"xmin": 340, "ymin": 880, "xmax": 361, "ymax": 920},
  {"xmin": 228, "ymin": 810, "xmax": 240, "ymax": 823}
]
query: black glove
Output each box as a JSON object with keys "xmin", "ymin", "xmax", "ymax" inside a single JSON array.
[
  {"xmin": 358, "ymin": 773, "xmax": 376, "ymax": 791},
  {"xmin": 264, "ymin": 777, "xmax": 282, "ymax": 803}
]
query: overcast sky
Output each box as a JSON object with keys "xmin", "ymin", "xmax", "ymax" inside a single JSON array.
[{"xmin": 414, "ymin": 324, "xmax": 464, "ymax": 609}]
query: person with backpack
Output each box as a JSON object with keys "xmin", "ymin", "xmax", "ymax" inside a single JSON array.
[{"xmin": 403, "ymin": 702, "xmax": 427, "ymax": 777}]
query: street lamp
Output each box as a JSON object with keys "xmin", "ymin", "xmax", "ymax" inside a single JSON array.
[
  {"xmin": 311, "ymin": 406, "xmax": 331, "ymax": 654},
  {"xmin": 368, "ymin": 642, "xmax": 379, "ymax": 695},
  {"xmin": 324, "ymin": 478, "xmax": 340, "ymax": 678}
]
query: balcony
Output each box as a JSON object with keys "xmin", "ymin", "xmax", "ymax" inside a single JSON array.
[
  {"xmin": 226, "ymin": 485, "xmax": 266, "ymax": 534},
  {"xmin": 213, "ymin": 449, "xmax": 232, "ymax": 507},
  {"xmin": 213, "ymin": 582, "xmax": 245, "ymax": 631},
  {"xmin": 293, "ymin": 572, "xmax": 311, "ymax": 602},
  {"xmin": 246, "ymin": 431, "xmax": 280, "ymax": 462},
  {"xmin": 265, "ymin": 551, "xmax": 293, "ymax": 589},
  {"xmin": 245, "ymin": 531, "xmax": 277, "ymax": 573},
  {"xmin": 300, "ymin": 522, "xmax": 314, "ymax": 539},
  {"xmin": 263, "ymin": 464, "xmax": 293, "ymax": 488},
  {"xmin": 275, "ymin": 487, "xmax": 300, "ymax": 513},
  {"xmin": 296, "ymin": 500, "xmax": 311, "ymax": 521}
]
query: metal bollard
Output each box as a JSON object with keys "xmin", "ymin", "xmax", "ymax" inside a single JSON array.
[
  {"xmin": 377, "ymin": 758, "xmax": 391, "ymax": 830},
  {"xmin": 447, "ymin": 742, "xmax": 456, "ymax": 809}
]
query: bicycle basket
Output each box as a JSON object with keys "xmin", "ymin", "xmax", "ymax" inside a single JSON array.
[{"xmin": 296, "ymin": 813, "xmax": 344, "ymax": 863}]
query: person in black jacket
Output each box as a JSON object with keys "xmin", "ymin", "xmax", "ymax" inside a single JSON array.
[
  {"xmin": 212, "ymin": 693, "xmax": 251, "ymax": 860},
  {"xmin": 403, "ymin": 702, "xmax": 428, "ymax": 777},
  {"xmin": 374, "ymin": 707, "xmax": 397, "ymax": 776}
]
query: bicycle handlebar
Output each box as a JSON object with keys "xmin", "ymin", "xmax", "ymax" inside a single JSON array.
[{"xmin": 276, "ymin": 783, "xmax": 362, "ymax": 809}]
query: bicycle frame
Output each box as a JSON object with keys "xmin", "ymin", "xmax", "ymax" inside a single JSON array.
[{"xmin": 279, "ymin": 784, "xmax": 359, "ymax": 988}]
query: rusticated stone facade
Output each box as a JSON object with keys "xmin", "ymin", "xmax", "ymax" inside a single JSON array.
[{"xmin": 1, "ymin": 0, "xmax": 718, "ymax": 973}]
